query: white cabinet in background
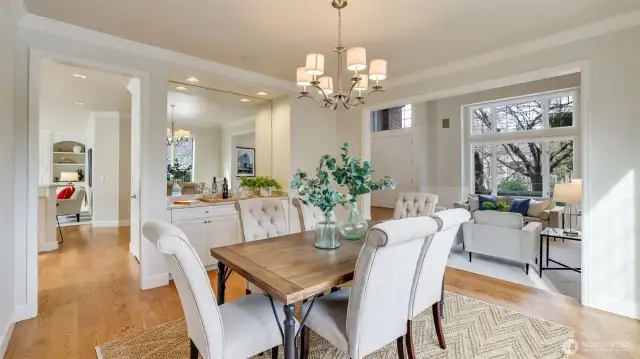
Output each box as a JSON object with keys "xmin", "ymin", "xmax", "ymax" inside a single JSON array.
[{"xmin": 172, "ymin": 208, "xmax": 240, "ymax": 268}]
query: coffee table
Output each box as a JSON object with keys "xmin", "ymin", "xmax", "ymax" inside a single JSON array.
[{"xmin": 539, "ymin": 227, "xmax": 581, "ymax": 277}]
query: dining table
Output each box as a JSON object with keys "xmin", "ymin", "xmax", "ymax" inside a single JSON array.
[{"xmin": 210, "ymin": 222, "xmax": 445, "ymax": 359}]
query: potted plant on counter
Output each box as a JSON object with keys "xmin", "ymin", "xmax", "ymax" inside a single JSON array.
[
  {"xmin": 167, "ymin": 159, "xmax": 193, "ymax": 196},
  {"xmin": 291, "ymin": 156, "xmax": 347, "ymax": 249},
  {"xmin": 240, "ymin": 176, "xmax": 282, "ymax": 197},
  {"xmin": 332, "ymin": 142, "xmax": 396, "ymax": 240}
]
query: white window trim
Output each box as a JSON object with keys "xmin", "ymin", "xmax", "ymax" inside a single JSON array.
[{"xmin": 465, "ymin": 88, "xmax": 580, "ymax": 197}]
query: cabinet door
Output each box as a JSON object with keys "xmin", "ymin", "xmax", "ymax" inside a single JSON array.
[
  {"xmin": 173, "ymin": 219, "xmax": 208, "ymax": 265},
  {"xmin": 206, "ymin": 215, "xmax": 240, "ymax": 266}
]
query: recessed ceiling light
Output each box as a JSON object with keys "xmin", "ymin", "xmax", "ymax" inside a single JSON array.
[
  {"xmin": 176, "ymin": 86, "xmax": 188, "ymax": 91},
  {"xmin": 257, "ymin": 92, "xmax": 267, "ymax": 96},
  {"xmin": 240, "ymin": 98, "xmax": 250, "ymax": 102},
  {"xmin": 72, "ymin": 74, "xmax": 87, "ymax": 79},
  {"xmin": 186, "ymin": 77, "xmax": 199, "ymax": 83},
  {"xmin": 73, "ymin": 101, "xmax": 84, "ymax": 105}
]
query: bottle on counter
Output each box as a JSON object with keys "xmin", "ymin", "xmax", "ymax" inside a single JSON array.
[
  {"xmin": 222, "ymin": 178, "xmax": 229, "ymax": 199},
  {"xmin": 211, "ymin": 177, "xmax": 218, "ymax": 195}
]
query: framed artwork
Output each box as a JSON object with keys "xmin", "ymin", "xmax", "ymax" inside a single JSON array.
[{"xmin": 236, "ymin": 147, "xmax": 256, "ymax": 177}]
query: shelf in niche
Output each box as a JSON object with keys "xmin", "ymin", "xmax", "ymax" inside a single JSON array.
[
  {"xmin": 53, "ymin": 152, "xmax": 86, "ymax": 155},
  {"xmin": 53, "ymin": 163, "xmax": 85, "ymax": 166}
]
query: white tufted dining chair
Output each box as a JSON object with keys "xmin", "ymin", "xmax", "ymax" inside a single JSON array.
[
  {"xmin": 300, "ymin": 217, "xmax": 440, "ymax": 359},
  {"xmin": 142, "ymin": 221, "xmax": 297, "ymax": 359},
  {"xmin": 393, "ymin": 192, "xmax": 439, "ymax": 219},
  {"xmin": 404, "ymin": 208, "xmax": 471, "ymax": 357},
  {"xmin": 235, "ymin": 198, "xmax": 289, "ymax": 294},
  {"xmin": 291, "ymin": 198, "xmax": 334, "ymax": 232}
]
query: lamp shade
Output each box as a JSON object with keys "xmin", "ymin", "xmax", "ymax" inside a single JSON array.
[
  {"xmin": 318, "ymin": 76, "xmax": 333, "ymax": 95},
  {"xmin": 354, "ymin": 73, "xmax": 368, "ymax": 91},
  {"xmin": 305, "ymin": 53, "xmax": 325, "ymax": 76},
  {"xmin": 552, "ymin": 182, "xmax": 582, "ymax": 204},
  {"xmin": 173, "ymin": 128, "xmax": 191, "ymax": 138},
  {"xmin": 60, "ymin": 172, "xmax": 79, "ymax": 182},
  {"xmin": 347, "ymin": 47, "xmax": 367, "ymax": 71},
  {"xmin": 296, "ymin": 67, "xmax": 312, "ymax": 86},
  {"xmin": 369, "ymin": 59, "xmax": 387, "ymax": 81}
]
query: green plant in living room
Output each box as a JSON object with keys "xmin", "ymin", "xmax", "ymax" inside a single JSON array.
[
  {"xmin": 331, "ymin": 142, "xmax": 396, "ymax": 240},
  {"xmin": 482, "ymin": 201, "xmax": 509, "ymax": 212},
  {"xmin": 291, "ymin": 155, "xmax": 348, "ymax": 249}
]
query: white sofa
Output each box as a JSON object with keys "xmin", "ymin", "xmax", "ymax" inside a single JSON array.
[
  {"xmin": 462, "ymin": 210, "xmax": 541, "ymax": 274},
  {"xmin": 454, "ymin": 194, "xmax": 563, "ymax": 228}
]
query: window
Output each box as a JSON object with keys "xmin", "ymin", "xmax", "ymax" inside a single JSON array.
[
  {"xmin": 371, "ymin": 104, "xmax": 412, "ymax": 132},
  {"xmin": 468, "ymin": 89, "xmax": 579, "ymax": 197},
  {"xmin": 167, "ymin": 136, "xmax": 194, "ymax": 182}
]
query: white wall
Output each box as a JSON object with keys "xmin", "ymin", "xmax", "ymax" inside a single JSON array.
[
  {"xmin": 271, "ymin": 97, "xmax": 291, "ymax": 188},
  {"xmin": 337, "ymin": 26, "xmax": 640, "ymax": 319},
  {"xmin": 0, "ymin": 0, "xmax": 17, "ymax": 353},
  {"xmin": 118, "ymin": 115, "xmax": 131, "ymax": 222},
  {"xmin": 255, "ymin": 104, "xmax": 272, "ymax": 178},
  {"xmin": 187, "ymin": 124, "xmax": 221, "ymax": 184}
]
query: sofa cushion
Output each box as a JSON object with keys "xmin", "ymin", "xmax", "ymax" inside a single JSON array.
[
  {"xmin": 538, "ymin": 210, "xmax": 550, "ymax": 220},
  {"xmin": 478, "ymin": 194, "xmax": 496, "ymax": 210},
  {"xmin": 527, "ymin": 199, "xmax": 550, "ymax": 217},
  {"xmin": 509, "ymin": 198, "xmax": 530, "ymax": 215},
  {"xmin": 473, "ymin": 210, "xmax": 523, "ymax": 229},
  {"xmin": 468, "ymin": 194, "xmax": 479, "ymax": 212}
]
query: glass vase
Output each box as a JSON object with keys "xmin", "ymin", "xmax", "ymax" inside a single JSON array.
[
  {"xmin": 171, "ymin": 181, "xmax": 182, "ymax": 196},
  {"xmin": 314, "ymin": 213, "xmax": 340, "ymax": 249},
  {"xmin": 339, "ymin": 202, "xmax": 368, "ymax": 240}
]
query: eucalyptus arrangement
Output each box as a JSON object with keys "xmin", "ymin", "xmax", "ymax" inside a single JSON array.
[
  {"xmin": 331, "ymin": 143, "xmax": 396, "ymax": 240},
  {"xmin": 291, "ymin": 142, "xmax": 396, "ymax": 247},
  {"xmin": 291, "ymin": 155, "xmax": 348, "ymax": 249},
  {"xmin": 167, "ymin": 159, "xmax": 193, "ymax": 183}
]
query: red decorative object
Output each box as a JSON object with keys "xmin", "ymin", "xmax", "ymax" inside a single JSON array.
[{"xmin": 57, "ymin": 187, "xmax": 75, "ymax": 200}]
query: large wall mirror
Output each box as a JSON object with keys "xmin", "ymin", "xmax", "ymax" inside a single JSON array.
[{"xmin": 166, "ymin": 81, "xmax": 273, "ymax": 196}]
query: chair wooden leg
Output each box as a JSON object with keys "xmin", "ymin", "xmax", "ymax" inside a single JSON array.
[
  {"xmin": 405, "ymin": 320, "xmax": 415, "ymax": 359},
  {"xmin": 468, "ymin": 252, "xmax": 472, "ymax": 262},
  {"xmin": 76, "ymin": 213, "xmax": 80, "ymax": 222},
  {"xmin": 396, "ymin": 337, "xmax": 405, "ymax": 359},
  {"xmin": 432, "ymin": 303, "xmax": 446, "ymax": 349},
  {"xmin": 271, "ymin": 346, "xmax": 278, "ymax": 359},
  {"xmin": 246, "ymin": 288, "xmax": 252, "ymax": 295},
  {"xmin": 301, "ymin": 326, "xmax": 310, "ymax": 359},
  {"xmin": 525, "ymin": 263, "xmax": 530, "ymax": 275},
  {"xmin": 190, "ymin": 339, "xmax": 199, "ymax": 359}
]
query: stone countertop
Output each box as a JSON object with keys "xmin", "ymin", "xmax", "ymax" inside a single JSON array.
[{"xmin": 167, "ymin": 194, "xmax": 289, "ymax": 210}]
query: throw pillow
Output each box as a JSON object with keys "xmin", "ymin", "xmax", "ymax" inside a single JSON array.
[
  {"xmin": 468, "ymin": 194, "xmax": 479, "ymax": 211},
  {"xmin": 527, "ymin": 199, "xmax": 549, "ymax": 217},
  {"xmin": 57, "ymin": 187, "xmax": 75, "ymax": 200},
  {"xmin": 509, "ymin": 198, "xmax": 531, "ymax": 215},
  {"xmin": 478, "ymin": 194, "xmax": 496, "ymax": 210}
]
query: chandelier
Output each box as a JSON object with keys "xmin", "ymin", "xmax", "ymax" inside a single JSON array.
[{"xmin": 296, "ymin": 0, "xmax": 388, "ymax": 110}]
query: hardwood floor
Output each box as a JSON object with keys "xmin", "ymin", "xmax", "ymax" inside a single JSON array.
[{"xmin": 4, "ymin": 222, "xmax": 639, "ymax": 359}]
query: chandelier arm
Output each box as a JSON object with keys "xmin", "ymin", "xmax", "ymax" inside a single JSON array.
[
  {"xmin": 298, "ymin": 91, "xmax": 334, "ymax": 108},
  {"xmin": 344, "ymin": 77, "xmax": 360, "ymax": 104}
]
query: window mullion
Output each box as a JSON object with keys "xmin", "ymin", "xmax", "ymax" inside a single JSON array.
[
  {"xmin": 542, "ymin": 100, "xmax": 549, "ymax": 129},
  {"xmin": 490, "ymin": 106, "xmax": 497, "ymax": 133},
  {"xmin": 491, "ymin": 144, "xmax": 498, "ymax": 195},
  {"xmin": 542, "ymin": 141, "xmax": 550, "ymax": 197}
]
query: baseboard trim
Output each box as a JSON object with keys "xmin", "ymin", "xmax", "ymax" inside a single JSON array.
[
  {"xmin": 141, "ymin": 273, "xmax": 169, "ymax": 290},
  {"xmin": 587, "ymin": 293, "xmax": 639, "ymax": 320},
  {"xmin": 38, "ymin": 241, "xmax": 59, "ymax": 252},
  {"xmin": 92, "ymin": 220, "xmax": 131, "ymax": 228},
  {"xmin": 12, "ymin": 304, "xmax": 36, "ymax": 323},
  {"xmin": 0, "ymin": 322, "xmax": 15, "ymax": 358}
]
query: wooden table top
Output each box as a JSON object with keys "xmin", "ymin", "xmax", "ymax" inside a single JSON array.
[{"xmin": 210, "ymin": 230, "xmax": 366, "ymax": 305}]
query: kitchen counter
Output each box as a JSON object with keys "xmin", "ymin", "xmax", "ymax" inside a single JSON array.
[{"xmin": 167, "ymin": 193, "xmax": 289, "ymax": 210}]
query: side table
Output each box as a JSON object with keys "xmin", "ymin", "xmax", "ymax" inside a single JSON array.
[{"xmin": 539, "ymin": 227, "xmax": 581, "ymax": 277}]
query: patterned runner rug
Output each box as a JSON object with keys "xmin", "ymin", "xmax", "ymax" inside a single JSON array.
[{"xmin": 96, "ymin": 292, "xmax": 573, "ymax": 359}]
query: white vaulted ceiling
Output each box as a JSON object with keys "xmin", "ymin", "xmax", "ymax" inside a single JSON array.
[{"xmin": 24, "ymin": 0, "xmax": 640, "ymax": 82}]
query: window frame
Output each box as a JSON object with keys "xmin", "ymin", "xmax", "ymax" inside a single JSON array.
[
  {"xmin": 167, "ymin": 136, "xmax": 196, "ymax": 181},
  {"xmin": 465, "ymin": 88, "xmax": 580, "ymax": 198}
]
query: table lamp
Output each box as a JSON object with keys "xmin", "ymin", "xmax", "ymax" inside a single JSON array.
[
  {"xmin": 60, "ymin": 172, "xmax": 79, "ymax": 185},
  {"xmin": 552, "ymin": 180, "xmax": 582, "ymax": 235}
]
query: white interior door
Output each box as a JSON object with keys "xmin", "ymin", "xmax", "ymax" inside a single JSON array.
[
  {"xmin": 129, "ymin": 82, "xmax": 141, "ymax": 262},
  {"xmin": 371, "ymin": 132, "xmax": 414, "ymax": 208}
]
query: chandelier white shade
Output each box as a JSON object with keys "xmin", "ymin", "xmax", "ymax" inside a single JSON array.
[
  {"xmin": 346, "ymin": 47, "xmax": 367, "ymax": 71},
  {"xmin": 296, "ymin": 67, "xmax": 312, "ymax": 86},
  {"xmin": 296, "ymin": 0, "xmax": 387, "ymax": 110},
  {"xmin": 369, "ymin": 59, "xmax": 388, "ymax": 81},
  {"xmin": 305, "ymin": 53, "xmax": 325, "ymax": 75}
]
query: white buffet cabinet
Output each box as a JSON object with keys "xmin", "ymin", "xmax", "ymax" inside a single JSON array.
[{"xmin": 169, "ymin": 198, "xmax": 289, "ymax": 269}]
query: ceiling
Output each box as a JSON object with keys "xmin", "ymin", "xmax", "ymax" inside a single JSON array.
[
  {"xmin": 25, "ymin": 0, "xmax": 640, "ymax": 83},
  {"xmin": 39, "ymin": 58, "xmax": 131, "ymax": 130}
]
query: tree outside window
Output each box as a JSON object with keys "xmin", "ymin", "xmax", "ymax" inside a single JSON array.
[{"xmin": 167, "ymin": 136, "xmax": 194, "ymax": 182}]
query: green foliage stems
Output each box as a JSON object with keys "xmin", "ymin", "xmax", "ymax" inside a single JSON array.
[{"xmin": 240, "ymin": 176, "xmax": 282, "ymax": 190}]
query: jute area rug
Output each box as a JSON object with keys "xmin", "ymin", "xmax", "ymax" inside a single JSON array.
[{"xmin": 96, "ymin": 292, "xmax": 573, "ymax": 359}]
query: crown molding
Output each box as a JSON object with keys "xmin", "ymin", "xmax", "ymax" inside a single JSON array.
[
  {"xmin": 387, "ymin": 8, "xmax": 640, "ymax": 89},
  {"xmin": 18, "ymin": 13, "xmax": 298, "ymax": 94}
]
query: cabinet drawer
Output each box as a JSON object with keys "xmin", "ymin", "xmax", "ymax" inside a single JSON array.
[{"xmin": 172, "ymin": 204, "xmax": 237, "ymax": 222}]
